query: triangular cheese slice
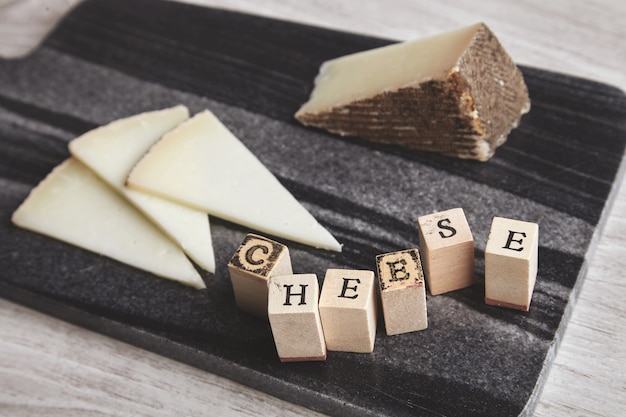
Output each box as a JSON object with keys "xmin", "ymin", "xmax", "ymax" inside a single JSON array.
[
  {"xmin": 294, "ymin": 23, "xmax": 529, "ymax": 161},
  {"xmin": 68, "ymin": 105, "xmax": 215, "ymax": 273},
  {"xmin": 127, "ymin": 110, "xmax": 342, "ymax": 252},
  {"xmin": 12, "ymin": 158, "xmax": 205, "ymax": 289}
]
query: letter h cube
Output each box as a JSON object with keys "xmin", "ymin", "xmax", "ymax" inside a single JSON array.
[{"xmin": 268, "ymin": 274, "xmax": 326, "ymax": 362}]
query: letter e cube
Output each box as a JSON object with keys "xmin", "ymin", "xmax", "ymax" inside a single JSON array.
[
  {"xmin": 318, "ymin": 269, "xmax": 377, "ymax": 353},
  {"xmin": 485, "ymin": 217, "xmax": 539, "ymax": 311},
  {"xmin": 376, "ymin": 249, "xmax": 428, "ymax": 335}
]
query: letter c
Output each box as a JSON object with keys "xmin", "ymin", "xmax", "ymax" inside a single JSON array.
[{"xmin": 245, "ymin": 244, "xmax": 270, "ymax": 265}]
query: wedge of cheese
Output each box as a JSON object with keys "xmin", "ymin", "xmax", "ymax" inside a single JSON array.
[
  {"xmin": 295, "ymin": 23, "xmax": 530, "ymax": 161},
  {"xmin": 127, "ymin": 110, "xmax": 342, "ymax": 252},
  {"xmin": 68, "ymin": 105, "xmax": 215, "ymax": 273},
  {"xmin": 12, "ymin": 158, "xmax": 206, "ymax": 289}
]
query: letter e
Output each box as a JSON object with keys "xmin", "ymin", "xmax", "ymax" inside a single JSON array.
[
  {"xmin": 338, "ymin": 278, "xmax": 361, "ymax": 299},
  {"xmin": 503, "ymin": 230, "xmax": 526, "ymax": 252}
]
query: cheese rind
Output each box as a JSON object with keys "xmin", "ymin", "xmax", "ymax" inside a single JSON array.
[
  {"xmin": 126, "ymin": 110, "xmax": 342, "ymax": 252},
  {"xmin": 295, "ymin": 23, "xmax": 530, "ymax": 161},
  {"xmin": 12, "ymin": 158, "xmax": 206, "ymax": 289},
  {"xmin": 68, "ymin": 105, "xmax": 216, "ymax": 273}
]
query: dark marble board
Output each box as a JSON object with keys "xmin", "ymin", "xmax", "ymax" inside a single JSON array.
[{"xmin": 1, "ymin": 0, "xmax": 625, "ymax": 416}]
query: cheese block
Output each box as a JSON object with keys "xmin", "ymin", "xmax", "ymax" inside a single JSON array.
[
  {"xmin": 68, "ymin": 105, "xmax": 216, "ymax": 273},
  {"xmin": 12, "ymin": 158, "xmax": 206, "ymax": 289},
  {"xmin": 295, "ymin": 23, "xmax": 530, "ymax": 161},
  {"xmin": 127, "ymin": 110, "xmax": 342, "ymax": 252}
]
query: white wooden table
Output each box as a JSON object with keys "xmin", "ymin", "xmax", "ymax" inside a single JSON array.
[{"xmin": 1, "ymin": 1, "xmax": 625, "ymax": 415}]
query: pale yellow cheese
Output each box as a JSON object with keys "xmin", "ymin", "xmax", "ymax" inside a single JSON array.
[
  {"xmin": 12, "ymin": 159, "xmax": 206, "ymax": 289},
  {"xmin": 296, "ymin": 24, "xmax": 479, "ymax": 116},
  {"xmin": 127, "ymin": 110, "xmax": 342, "ymax": 252},
  {"xmin": 68, "ymin": 105, "xmax": 215, "ymax": 273}
]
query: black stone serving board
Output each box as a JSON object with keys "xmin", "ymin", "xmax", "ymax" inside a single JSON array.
[{"xmin": 1, "ymin": 1, "xmax": 625, "ymax": 416}]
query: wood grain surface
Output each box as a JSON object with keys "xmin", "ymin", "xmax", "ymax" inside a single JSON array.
[{"xmin": 1, "ymin": 1, "xmax": 625, "ymax": 416}]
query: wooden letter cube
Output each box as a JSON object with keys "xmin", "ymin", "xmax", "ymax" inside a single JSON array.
[
  {"xmin": 417, "ymin": 207, "xmax": 475, "ymax": 295},
  {"xmin": 485, "ymin": 217, "xmax": 539, "ymax": 311},
  {"xmin": 376, "ymin": 249, "xmax": 428, "ymax": 335},
  {"xmin": 318, "ymin": 269, "xmax": 377, "ymax": 353},
  {"xmin": 227, "ymin": 233, "xmax": 292, "ymax": 318},
  {"xmin": 268, "ymin": 274, "xmax": 326, "ymax": 362}
]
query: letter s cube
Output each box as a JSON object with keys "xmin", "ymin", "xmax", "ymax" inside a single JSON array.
[{"xmin": 417, "ymin": 207, "xmax": 475, "ymax": 295}]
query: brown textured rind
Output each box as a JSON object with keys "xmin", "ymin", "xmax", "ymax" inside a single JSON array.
[
  {"xmin": 295, "ymin": 23, "xmax": 530, "ymax": 161},
  {"xmin": 457, "ymin": 24, "xmax": 531, "ymax": 158}
]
